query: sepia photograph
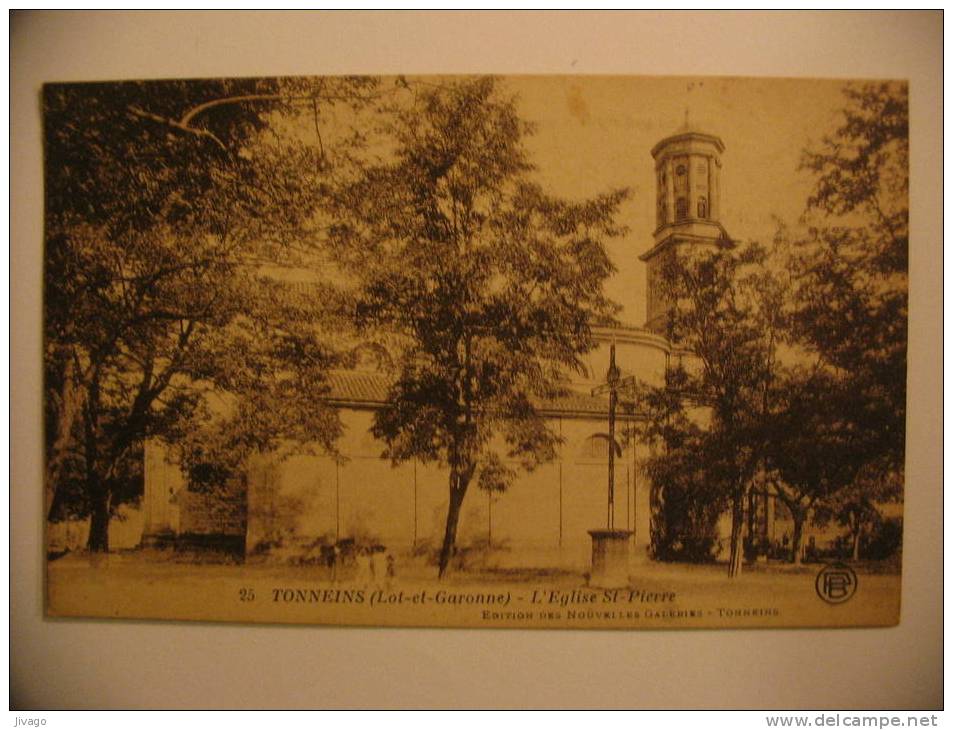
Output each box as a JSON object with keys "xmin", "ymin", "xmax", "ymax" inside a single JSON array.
[{"xmin": 41, "ymin": 73, "xmax": 909, "ymax": 630}]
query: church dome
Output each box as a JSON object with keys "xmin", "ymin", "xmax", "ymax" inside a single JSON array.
[{"xmin": 651, "ymin": 123, "xmax": 724, "ymax": 158}]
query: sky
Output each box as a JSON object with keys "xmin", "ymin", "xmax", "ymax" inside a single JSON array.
[
  {"xmin": 271, "ymin": 74, "xmax": 858, "ymax": 325},
  {"xmin": 501, "ymin": 75, "xmax": 852, "ymax": 326}
]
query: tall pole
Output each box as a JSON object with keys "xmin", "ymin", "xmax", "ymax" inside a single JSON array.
[
  {"xmin": 413, "ymin": 458, "xmax": 418, "ymax": 548},
  {"xmin": 606, "ymin": 343, "xmax": 620, "ymax": 530},
  {"xmin": 335, "ymin": 458, "xmax": 340, "ymax": 542},
  {"xmin": 558, "ymin": 417, "xmax": 563, "ymax": 547},
  {"xmin": 608, "ymin": 387, "xmax": 616, "ymax": 529},
  {"xmin": 593, "ymin": 342, "xmax": 630, "ymax": 532}
]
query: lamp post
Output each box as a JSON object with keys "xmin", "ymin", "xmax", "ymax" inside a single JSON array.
[
  {"xmin": 588, "ymin": 342, "xmax": 638, "ymax": 586},
  {"xmin": 592, "ymin": 343, "xmax": 620, "ymax": 528}
]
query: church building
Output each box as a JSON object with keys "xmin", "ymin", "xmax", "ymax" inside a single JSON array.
[{"xmin": 134, "ymin": 124, "xmax": 798, "ymax": 569}]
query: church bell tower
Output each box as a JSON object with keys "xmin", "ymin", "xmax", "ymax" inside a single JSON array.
[{"xmin": 641, "ymin": 122, "xmax": 730, "ymax": 334}]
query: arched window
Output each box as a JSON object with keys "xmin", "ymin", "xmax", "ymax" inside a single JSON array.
[
  {"xmin": 676, "ymin": 197, "xmax": 688, "ymax": 221},
  {"xmin": 697, "ymin": 196, "xmax": 708, "ymax": 219},
  {"xmin": 584, "ymin": 434, "xmax": 610, "ymax": 460}
]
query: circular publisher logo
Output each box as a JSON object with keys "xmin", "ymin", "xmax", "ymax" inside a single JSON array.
[{"xmin": 815, "ymin": 563, "xmax": 858, "ymax": 604}]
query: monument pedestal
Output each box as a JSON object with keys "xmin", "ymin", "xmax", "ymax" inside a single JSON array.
[{"xmin": 588, "ymin": 529, "xmax": 634, "ymax": 587}]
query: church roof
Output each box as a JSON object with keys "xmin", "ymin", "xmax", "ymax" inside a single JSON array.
[
  {"xmin": 325, "ymin": 371, "xmax": 388, "ymax": 405},
  {"xmin": 651, "ymin": 122, "xmax": 725, "ymax": 157},
  {"xmin": 323, "ymin": 370, "xmax": 630, "ymax": 419}
]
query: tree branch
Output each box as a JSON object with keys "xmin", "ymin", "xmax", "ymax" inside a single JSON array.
[{"xmin": 127, "ymin": 105, "xmax": 228, "ymax": 152}]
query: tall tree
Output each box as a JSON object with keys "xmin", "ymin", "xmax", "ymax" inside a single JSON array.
[
  {"xmin": 326, "ymin": 77, "xmax": 628, "ymax": 577},
  {"xmin": 813, "ymin": 461, "xmax": 903, "ymax": 561},
  {"xmin": 774, "ymin": 82, "xmax": 909, "ymax": 559},
  {"xmin": 762, "ymin": 367, "xmax": 867, "ymax": 564},
  {"xmin": 43, "ymin": 77, "xmax": 377, "ymax": 551},
  {"xmin": 791, "ymin": 81, "xmax": 908, "ymax": 475},
  {"xmin": 634, "ymin": 367, "xmax": 729, "ymax": 563},
  {"xmin": 634, "ymin": 242, "xmax": 788, "ymax": 577},
  {"xmin": 637, "ymin": 83, "xmax": 908, "ymax": 576}
]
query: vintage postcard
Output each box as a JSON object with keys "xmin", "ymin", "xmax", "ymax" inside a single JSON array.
[{"xmin": 44, "ymin": 74, "xmax": 906, "ymax": 629}]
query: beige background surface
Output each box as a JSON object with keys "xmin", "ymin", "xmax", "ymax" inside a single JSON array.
[{"xmin": 11, "ymin": 10, "xmax": 942, "ymax": 709}]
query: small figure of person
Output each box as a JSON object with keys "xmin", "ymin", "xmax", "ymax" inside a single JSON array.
[
  {"xmin": 386, "ymin": 552, "xmax": 396, "ymax": 583},
  {"xmin": 329, "ymin": 542, "xmax": 341, "ymax": 584},
  {"xmin": 806, "ymin": 535, "xmax": 817, "ymax": 562},
  {"xmin": 354, "ymin": 546, "xmax": 373, "ymax": 587},
  {"xmin": 370, "ymin": 545, "xmax": 388, "ymax": 588}
]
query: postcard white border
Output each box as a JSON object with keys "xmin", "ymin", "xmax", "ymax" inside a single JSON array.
[{"xmin": 11, "ymin": 10, "xmax": 942, "ymax": 709}]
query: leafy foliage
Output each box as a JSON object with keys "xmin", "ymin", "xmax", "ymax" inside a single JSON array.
[
  {"xmin": 761, "ymin": 366, "xmax": 874, "ymax": 562},
  {"xmin": 793, "ymin": 81, "xmax": 908, "ymax": 473},
  {"xmin": 326, "ymin": 77, "xmax": 628, "ymax": 575},
  {"xmin": 634, "ymin": 82, "xmax": 908, "ymax": 571},
  {"xmin": 777, "ymin": 82, "xmax": 909, "ymax": 558},
  {"xmin": 43, "ymin": 77, "xmax": 378, "ymax": 549},
  {"xmin": 633, "ymin": 241, "xmax": 788, "ymax": 574}
]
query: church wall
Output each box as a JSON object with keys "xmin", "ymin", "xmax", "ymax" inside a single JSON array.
[
  {"xmin": 142, "ymin": 440, "xmax": 184, "ymax": 541},
  {"xmin": 339, "ymin": 453, "xmax": 417, "ymax": 547},
  {"xmin": 140, "ymin": 405, "xmax": 878, "ymax": 569},
  {"xmin": 238, "ymin": 408, "xmax": 652, "ymax": 570},
  {"xmin": 579, "ymin": 331, "xmax": 668, "ymax": 389},
  {"xmin": 488, "ymin": 463, "xmax": 560, "ymax": 550}
]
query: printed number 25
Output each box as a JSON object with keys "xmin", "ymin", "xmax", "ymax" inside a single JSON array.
[{"xmin": 239, "ymin": 588, "xmax": 255, "ymax": 602}]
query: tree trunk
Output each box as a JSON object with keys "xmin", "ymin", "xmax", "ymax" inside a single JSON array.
[
  {"xmin": 851, "ymin": 514, "xmax": 862, "ymax": 561},
  {"xmin": 83, "ymin": 374, "xmax": 109, "ymax": 554},
  {"xmin": 87, "ymin": 486, "xmax": 110, "ymax": 553},
  {"xmin": 791, "ymin": 511, "xmax": 805, "ymax": 565},
  {"xmin": 45, "ymin": 355, "xmax": 86, "ymax": 521},
  {"xmin": 727, "ymin": 491, "xmax": 745, "ymax": 578},
  {"xmin": 437, "ymin": 472, "xmax": 468, "ymax": 579}
]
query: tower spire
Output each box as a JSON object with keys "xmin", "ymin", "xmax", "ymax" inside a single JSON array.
[{"xmin": 642, "ymin": 123, "xmax": 728, "ymax": 334}]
